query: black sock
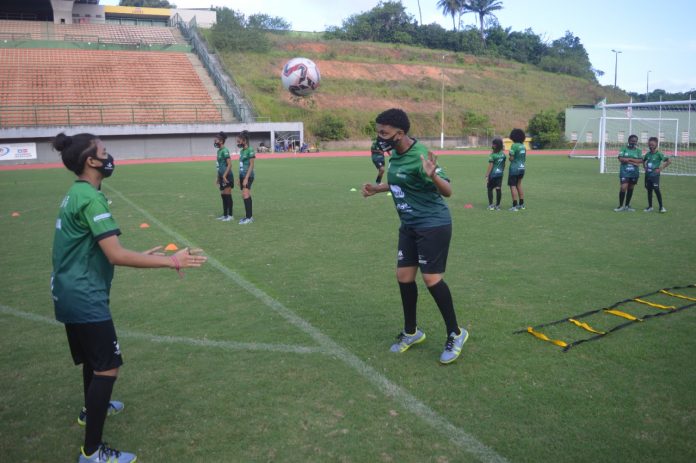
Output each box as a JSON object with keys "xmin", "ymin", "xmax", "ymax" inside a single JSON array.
[
  {"xmin": 84, "ymin": 375, "xmax": 116, "ymax": 455},
  {"xmin": 244, "ymin": 197, "xmax": 252, "ymax": 219},
  {"xmin": 512, "ymin": 200, "xmax": 518, "ymax": 207},
  {"xmin": 625, "ymin": 189, "xmax": 634, "ymax": 206},
  {"xmin": 519, "ymin": 198, "xmax": 524, "ymax": 206},
  {"xmin": 221, "ymin": 194, "xmax": 232, "ymax": 217},
  {"xmin": 654, "ymin": 188, "xmax": 663, "ymax": 208},
  {"xmin": 220, "ymin": 194, "xmax": 226, "ymax": 216},
  {"xmin": 82, "ymin": 364, "xmax": 93, "ymax": 407},
  {"xmin": 398, "ymin": 281, "xmax": 418, "ymax": 334},
  {"xmin": 427, "ymin": 279, "xmax": 460, "ymax": 336},
  {"xmin": 619, "ymin": 191, "xmax": 626, "ymax": 206},
  {"xmin": 376, "ymin": 174, "xmax": 383, "ymax": 184},
  {"xmin": 647, "ymin": 188, "xmax": 653, "ymax": 207},
  {"xmin": 495, "ymin": 189, "xmax": 501, "ymax": 206},
  {"xmin": 487, "ymin": 188, "xmax": 493, "ymax": 205}
]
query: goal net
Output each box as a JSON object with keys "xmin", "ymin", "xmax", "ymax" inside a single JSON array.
[{"xmin": 598, "ymin": 100, "xmax": 696, "ymax": 176}]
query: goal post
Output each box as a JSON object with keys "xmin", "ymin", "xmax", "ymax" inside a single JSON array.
[{"xmin": 597, "ymin": 99, "xmax": 696, "ymax": 176}]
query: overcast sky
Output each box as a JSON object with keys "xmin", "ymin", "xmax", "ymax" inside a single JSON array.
[{"xmin": 104, "ymin": 0, "xmax": 696, "ymax": 95}]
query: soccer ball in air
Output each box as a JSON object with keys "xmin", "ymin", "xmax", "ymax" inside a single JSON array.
[{"xmin": 281, "ymin": 57, "xmax": 320, "ymax": 97}]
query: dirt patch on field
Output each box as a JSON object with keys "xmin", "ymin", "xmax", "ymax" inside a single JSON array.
[{"xmin": 314, "ymin": 60, "xmax": 465, "ymax": 84}]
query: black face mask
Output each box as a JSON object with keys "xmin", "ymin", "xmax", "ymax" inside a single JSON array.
[
  {"xmin": 628, "ymin": 141, "xmax": 637, "ymax": 149},
  {"xmin": 94, "ymin": 154, "xmax": 115, "ymax": 178},
  {"xmin": 237, "ymin": 143, "xmax": 244, "ymax": 148},
  {"xmin": 377, "ymin": 134, "xmax": 398, "ymax": 152},
  {"xmin": 214, "ymin": 142, "xmax": 222, "ymax": 148}
]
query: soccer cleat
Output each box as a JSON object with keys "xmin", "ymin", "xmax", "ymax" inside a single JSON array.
[
  {"xmin": 390, "ymin": 329, "xmax": 426, "ymax": 353},
  {"xmin": 613, "ymin": 206, "xmax": 626, "ymax": 212},
  {"xmin": 494, "ymin": 205, "xmax": 501, "ymax": 210},
  {"xmin": 487, "ymin": 205, "xmax": 495, "ymax": 211},
  {"xmin": 508, "ymin": 206, "xmax": 518, "ymax": 212},
  {"xmin": 519, "ymin": 204, "xmax": 526, "ymax": 210},
  {"xmin": 221, "ymin": 216, "xmax": 232, "ymax": 222},
  {"xmin": 215, "ymin": 215, "xmax": 227, "ymax": 220},
  {"xmin": 79, "ymin": 443, "xmax": 136, "ymax": 463},
  {"xmin": 439, "ymin": 328, "xmax": 469, "ymax": 364},
  {"xmin": 239, "ymin": 217, "xmax": 254, "ymax": 225},
  {"xmin": 625, "ymin": 206, "xmax": 636, "ymax": 212},
  {"xmin": 660, "ymin": 207, "xmax": 667, "ymax": 213},
  {"xmin": 643, "ymin": 207, "xmax": 653, "ymax": 212},
  {"xmin": 78, "ymin": 401, "xmax": 124, "ymax": 426}
]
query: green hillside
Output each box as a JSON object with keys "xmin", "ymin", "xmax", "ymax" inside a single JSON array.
[{"xmin": 219, "ymin": 34, "xmax": 628, "ymax": 141}]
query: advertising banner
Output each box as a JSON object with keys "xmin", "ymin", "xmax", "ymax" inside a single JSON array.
[{"xmin": 0, "ymin": 143, "xmax": 37, "ymax": 161}]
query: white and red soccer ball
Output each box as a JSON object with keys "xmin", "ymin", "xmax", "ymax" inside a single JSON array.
[{"xmin": 281, "ymin": 57, "xmax": 320, "ymax": 97}]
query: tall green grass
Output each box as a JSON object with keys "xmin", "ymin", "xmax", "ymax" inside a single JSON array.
[{"xmin": 1, "ymin": 155, "xmax": 695, "ymax": 462}]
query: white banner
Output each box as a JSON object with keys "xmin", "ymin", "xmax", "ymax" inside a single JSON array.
[{"xmin": 0, "ymin": 143, "xmax": 37, "ymax": 161}]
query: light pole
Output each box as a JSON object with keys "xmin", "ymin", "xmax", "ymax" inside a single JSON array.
[
  {"xmin": 611, "ymin": 49, "xmax": 622, "ymax": 90},
  {"xmin": 440, "ymin": 54, "xmax": 447, "ymax": 149},
  {"xmin": 646, "ymin": 70, "xmax": 651, "ymax": 100}
]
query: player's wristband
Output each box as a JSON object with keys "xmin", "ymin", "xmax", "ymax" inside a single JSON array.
[{"xmin": 170, "ymin": 255, "xmax": 184, "ymax": 278}]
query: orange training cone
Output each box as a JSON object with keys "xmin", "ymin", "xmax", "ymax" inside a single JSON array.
[
  {"xmin": 164, "ymin": 243, "xmax": 178, "ymax": 251},
  {"xmin": 11, "ymin": 212, "xmax": 20, "ymax": 217},
  {"xmin": 139, "ymin": 223, "xmax": 150, "ymax": 229}
]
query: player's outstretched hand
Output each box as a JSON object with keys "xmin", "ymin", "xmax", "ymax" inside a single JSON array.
[
  {"xmin": 173, "ymin": 247, "xmax": 207, "ymax": 268},
  {"xmin": 421, "ymin": 151, "xmax": 437, "ymax": 178}
]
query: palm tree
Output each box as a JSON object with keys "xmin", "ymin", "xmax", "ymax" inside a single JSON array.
[
  {"xmin": 437, "ymin": 0, "xmax": 464, "ymax": 31},
  {"xmin": 462, "ymin": 0, "xmax": 504, "ymax": 43}
]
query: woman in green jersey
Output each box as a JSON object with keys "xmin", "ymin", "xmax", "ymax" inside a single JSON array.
[
  {"xmin": 615, "ymin": 134, "xmax": 643, "ymax": 211},
  {"xmin": 643, "ymin": 136, "xmax": 671, "ymax": 212},
  {"xmin": 51, "ymin": 133, "xmax": 207, "ymax": 463},
  {"xmin": 485, "ymin": 136, "xmax": 506, "ymax": 210},
  {"xmin": 370, "ymin": 138, "xmax": 390, "ymax": 184},
  {"xmin": 507, "ymin": 128, "xmax": 527, "ymax": 211},
  {"xmin": 361, "ymin": 108, "xmax": 468, "ymax": 365},
  {"xmin": 236, "ymin": 130, "xmax": 256, "ymax": 224},
  {"xmin": 215, "ymin": 131, "xmax": 234, "ymax": 221}
]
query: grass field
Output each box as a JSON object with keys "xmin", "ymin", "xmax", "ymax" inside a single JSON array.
[{"xmin": 1, "ymin": 154, "xmax": 695, "ymax": 463}]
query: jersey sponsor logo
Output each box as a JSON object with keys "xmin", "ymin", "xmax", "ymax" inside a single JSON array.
[
  {"xmin": 56, "ymin": 218, "xmax": 62, "ymax": 230},
  {"xmin": 396, "ymin": 202, "xmax": 411, "ymax": 211},
  {"xmin": 93, "ymin": 213, "xmax": 112, "ymax": 222},
  {"xmin": 390, "ymin": 185, "xmax": 405, "ymax": 198}
]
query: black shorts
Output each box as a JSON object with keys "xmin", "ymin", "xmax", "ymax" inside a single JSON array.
[
  {"xmin": 372, "ymin": 157, "xmax": 385, "ymax": 169},
  {"xmin": 620, "ymin": 177, "xmax": 638, "ymax": 185},
  {"xmin": 218, "ymin": 172, "xmax": 233, "ymax": 190},
  {"xmin": 397, "ymin": 223, "xmax": 452, "ymax": 274},
  {"xmin": 240, "ymin": 176, "xmax": 254, "ymax": 190},
  {"xmin": 487, "ymin": 176, "xmax": 503, "ymax": 189},
  {"xmin": 65, "ymin": 320, "xmax": 123, "ymax": 372},
  {"xmin": 644, "ymin": 175, "xmax": 660, "ymax": 189},
  {"xmin": 507, "ymin": 172, "xmax": 524, "ymax": 186}
]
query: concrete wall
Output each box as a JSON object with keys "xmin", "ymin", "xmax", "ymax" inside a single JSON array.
[
  {"xmin": 173, "ymin": 9, "xmax": 216, "ymax": 28},
  {"xmin": 0, "ymin": 121, "xmax": 303, "ymax": 165}
]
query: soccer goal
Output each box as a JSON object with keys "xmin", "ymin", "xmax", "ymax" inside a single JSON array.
[{"xmin": 597, "ymin": 100, "xmax": 696, "ymax": 176}]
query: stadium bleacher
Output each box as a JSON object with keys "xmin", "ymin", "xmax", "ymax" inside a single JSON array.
[{"xmin": 0, "ymin": 48, "xmax": 224, "ymax": 126}]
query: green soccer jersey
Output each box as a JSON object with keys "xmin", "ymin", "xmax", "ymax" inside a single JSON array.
[
  {"xmin": 488, "ymin": 151, "xmax": 506, "ymax": 178},
  {"xmin": 386, "ymin": 140, "xmax": 451, "ymax": 228},
  {"xmin": 643, "ymin": 150, "xmax": 667, "ymax": 177},
  {"xmin": 508, "ymin": 143, "xmax": 526, "ymax": 175},
  {"xmin": 371, "ymin": 140, "xmax": 387, "ymax": 163},
  {"xmin": 618, "ymin": 146, "xmax": 642, "ymax": 178},
  {"xmin": 239, "ymin": 146, "xmax": 256, "ymax": 179},
  {"xmin": 51, "ymin": 181, "xmax": 121, "ymax": 324},
  {"xmin": 216, "ymin": 147, "xmax": 231, "ymax": 175}
]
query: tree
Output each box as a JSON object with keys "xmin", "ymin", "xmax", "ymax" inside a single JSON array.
[
  {"xmin": 209, "ymin": 8, "xmax": 289, "ymax": 53},
  {"xmin": 538, "ymin": 31, "xmax": 595, "ymax": 81},
  {"xmin": 527, "ymin": 109, "xmax": 565, "ymax": 149},
  {"xmin": 437, "ymin": 0, "xmax": 464, "ymax": 32},
  {"xmin": 461, "ymin": 0, "xmax": 503, "ymax": 44},
  {"xmin": 325, "ymin": 2, "xmax": 416, "ymax": 44},
  {"xmin": 119, "ymin": 0, "xmax": 177, "ymax": 7}
]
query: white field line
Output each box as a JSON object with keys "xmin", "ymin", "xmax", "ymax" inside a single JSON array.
[
  {"xmin": 103, "ymin": 184, "xmax": 509, "ymax": 463},
  {"xmin": 0, "ymin": 304, "xmax": 321, "ymax": 355}
]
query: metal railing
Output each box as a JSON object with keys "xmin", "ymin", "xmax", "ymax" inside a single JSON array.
[
  {"xmin": 172, "ymin": 14, "xmax": 256, "ymax": 123},
  {"xmin": 0, "ymin": 103, "xmax": 226, "ymax": 128}
]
